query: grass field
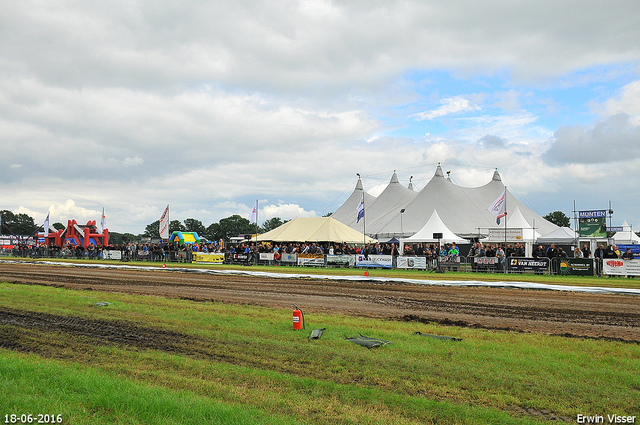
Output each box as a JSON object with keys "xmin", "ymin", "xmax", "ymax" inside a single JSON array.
[{"xmin": 1, "ymin": 277, "xmax": 639, "ymax": 424}]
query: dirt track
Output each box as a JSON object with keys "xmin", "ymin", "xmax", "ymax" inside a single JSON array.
[{"xmin": 2, "ymin": 262, "xmax": 640, "ymax": 343}]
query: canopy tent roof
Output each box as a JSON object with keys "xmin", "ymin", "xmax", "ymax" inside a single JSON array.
[
  {"xmin": 330, "ymin": 177, "xmax": 377, "ymax": 226},
  {"xmin": 536, "ymin": 226, "xmax": 579, "ymax": 244},
  {"xmin": 612, "ymin": 221, "xmax": 640, "ymax": 244},
  {"xmin": 335, "ymin": 164, "xmax": 558, "ymax": 240},
  {"xmin": 340, "ymin": 171, "xmax": 417, "ymax": 234},
  {"xmin": 253, "ymin": 217, "xmax": 376, "ymax": 244},
  {"xmin": 400, "ymin": 210, "xmax": 467, "ymax": 244}
]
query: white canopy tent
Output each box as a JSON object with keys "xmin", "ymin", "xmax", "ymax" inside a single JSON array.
[
  {"xmin": 613, "ymin": 221, "xmax": 640, "ymax": 244},
  {"xmin": 399, "ymin": 210, "xmax": 467, "ymax": 252},
  {"xmin": 536, "ymin": 227, "xmax": 579, "ymax": 244},
  {"xmin": 253, "ymin": 217, "xmax": 376, "ymax": 244}
]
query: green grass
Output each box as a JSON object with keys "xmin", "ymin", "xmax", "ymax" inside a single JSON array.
[
  {"xmin": 1, "ymin": 282, "xmax": 639, "ymax": 424},
  {"xmin": 4, "ymin": 256, "xmax": 640, "ymax": 289}
]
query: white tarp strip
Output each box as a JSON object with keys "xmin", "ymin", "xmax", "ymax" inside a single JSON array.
[{"xmin": 4, "ymin": 260, "xmax": 640, "ymax": 296}]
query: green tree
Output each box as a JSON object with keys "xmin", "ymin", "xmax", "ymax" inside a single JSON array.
[
  {"xmin": 205, "ymin": 215, "xmax": 254, "ymax": 243},
  {"xmin": 543, "ymin": 211, "xmax": 571, "ymax": 227},
  {"xmin": 260, "ymin": 217, "xmax": 285, "ymax": 233},
  {"xmin": 143, "ymin": 220, "xmax": 160, "ymax": 238},
  {"xmin": 183, "ymin": 218, "xmax": 206, "ymax": 235},
  {"xmin": 0, "ymin": 210, "xmax": 38, "ymax": 235}
]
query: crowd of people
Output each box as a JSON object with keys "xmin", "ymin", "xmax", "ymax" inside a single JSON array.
[{"xmin": 4, "ymin": 237, "xmax": 637, "ymax": 276}]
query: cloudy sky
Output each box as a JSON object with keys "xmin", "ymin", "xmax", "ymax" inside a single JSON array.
[{"xmin": 2, "ymin": 0, "xmax": 640, "ymax": 234}]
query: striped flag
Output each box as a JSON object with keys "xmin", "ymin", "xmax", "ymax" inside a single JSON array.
[
  {"xmin": 159, "ymin": 205, "xmax": 170, "ymax": 239},
  {"xmin": 487, "ymin": 188, "xmax": 507, "ymax": 225}
]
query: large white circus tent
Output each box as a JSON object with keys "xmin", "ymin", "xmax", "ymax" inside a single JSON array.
[
  {"xmin": 329, "ymin": 176, "xmax": 377, "ymax": 233},
  {"xmin": 332, "ymin": 164, "xmax": 558, "ymax": 241},
  {"xmin": 340, "ymin": 171, "xmax": 417, "ymax": 235}
]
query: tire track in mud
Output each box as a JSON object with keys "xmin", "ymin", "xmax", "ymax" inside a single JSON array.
[{"xmin": 1, "ymin": 262, "xmax": 640, "ymax": 342}]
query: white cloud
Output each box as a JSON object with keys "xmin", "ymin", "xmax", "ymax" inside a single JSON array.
[
  {"xmin": 543, "ymin": 113, "xmax": 640, "ymax": 165},
  {"xmin": 413, "ymin": 97, "xmax": 481, "ymax": 120},
  {"xmin": 598, "ymin": 80, "xmax": 640, "ymax": 125}
]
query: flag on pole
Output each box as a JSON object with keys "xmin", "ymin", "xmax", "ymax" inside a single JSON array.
[
  {"xmin": 356, "ymin": 194, "xmax": 365, "ymax": 223},
  {"xmin": 249, "ymin": 200, "xmax": 258, "ymax": 224},
  {"xmin": 487, "ymin": 188, "xmax": 507, "ymax": 225},
  {"xmin": 100, "ymin": 207, "xmax": 106, "ymax": 232},
  {"xmin": 44, "ymin": 212, "xmax": 50, "ymax": 238},
  {"xmin": 159, "ymin": 205, "xmax": 170, "ymax": 239}
]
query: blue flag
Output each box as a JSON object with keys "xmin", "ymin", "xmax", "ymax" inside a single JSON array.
[{"xmin": 356, "ymin": 195, "xmax": 365, "ymax": 223}]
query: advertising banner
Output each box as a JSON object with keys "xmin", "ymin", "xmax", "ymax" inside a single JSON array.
[
  {"xmin": 103, "ymin": 250, "xmax": 122, "ymax": 260},
  {"xmin": 326, "ymin": 255, "xmax": 353, "ymax": 267},
  {"xmin": 396, "ymin": 256, "xmax": 427, "ymax": 270},
  {"xmin": 508, "ymin": 257, "xmax": 549, "ymax": 273},
  {"xmin": 297, "ymin": 253, "xmax": 325, "ymax": 267},
  {"xmin": 280, "ymin": 253, "xmax": 297, "ymax": 263},
  {"xmin": 356, "ymin": 254, "xmax": 393, "ymax": 268},
  {"xmin": 556, "ymin": 258, "xmax": 594, "ymax": 276},
  {"xmin": 486, "ymin": 228, "xmax": 524, "ymax": 241},
  {"xmin": 228, "ymin": 253, "xmax": 251, "ymax": 264},
  {"xmin": 579, "ymin": 210, "xmax": 607, "ymax": 237},
  {"xmin": 192, "ymin": 253, "xmax": 224, "ymax": 264},
  {"xmin": 603, "ymin": 259, "xmax": 640, "ymax": 277},
  {"xmin": 259, "ymin": 253, "xmax": 275, "ymax": 261}
]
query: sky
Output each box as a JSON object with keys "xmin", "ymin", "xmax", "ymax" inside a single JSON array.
[{"xmin": 1, "ymin": 0, "xmax": 640, "ymax": 235}]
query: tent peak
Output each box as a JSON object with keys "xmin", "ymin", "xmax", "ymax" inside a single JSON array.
[
  {"xmin": 492, "ymin": 169, "xmax": 502, "ymax": 182},
  {"xmin": 434, "ymin": 164, "xmax": 445, "ymax": 178},
  {"xmin": 390, "ymin": 171, "xmax": 400, "ymax": 183},
  {"xmin": 408, "ymin": 175, "xmax": 415, "ymax": 190},
  {"xmin": 355, "ymin": 177, "xmax": 363, "ymax": 190}
]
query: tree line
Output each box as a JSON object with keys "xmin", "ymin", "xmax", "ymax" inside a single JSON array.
[{"xmin": 0, "ymin": 210, "xmax": 287, "ymax": 245}]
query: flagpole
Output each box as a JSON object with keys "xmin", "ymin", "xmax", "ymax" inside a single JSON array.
[{"xmin": 504, "ymin": 186, "xmax": 507, "ymax": 246}]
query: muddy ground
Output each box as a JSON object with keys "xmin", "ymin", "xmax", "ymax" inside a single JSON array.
[{"xmin": 1, "ymin": 262, "xmax": 640, "ymax": 343}]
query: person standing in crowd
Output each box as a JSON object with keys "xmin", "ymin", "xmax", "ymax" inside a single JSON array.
[
  {"xmin": 573, "ymin": 247, "xmax": 583, "ymax": 258},
  {"xmin": 546, "ymin": 243, "xmax": 558, "ymax": 274},
  {"xmin": 622, "ymin": 248, "xmax": 634, "ymax": 259},
  {"xmin": 594, "ymin": 244, "xmax": 604, "ymax": 276},
  {"xmin": 581, "ymin": 243, "xmax": 591, "ymax": 258},
  {"xmin": 495, "ymin": 244, "xmax": 505, "ymax": 272}
]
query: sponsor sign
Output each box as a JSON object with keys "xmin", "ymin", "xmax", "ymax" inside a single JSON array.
[
  {"xmin": 298, "ymin": 253, "xmax": 325, "ymax": 267},
  {"xmin": 603, "ymin": 258, "xmax": 640, "ymax": 276},
  {"xmin": 608, "ymin": 226, "xmax": 624, "ymax": 232},
  {"xmin": 474, "ymin": 257, "xmax": 499, "ymax": 265},
  {"xmin": 280, "ymin": 253, "xmax": 297, "ymax": 263},
  {"xmin": 192, "ymin": 253, "xmax": 224, "ymax": 264},
  {"xmin": 396, "ymin": 256, "xmax": 427, "ymax": 270},
  {"xmin": 486, "ymin": 228, "xmax": 524, "ymax": 241},
  {"xmin": 260, "ymin": 253, "xmax": 275, "ymax": 261},
  {"xmin": 508, "ymin": 257, "xmax": 549, "ymax": 273},
  {"xmin": 103, "ymin": 250, "xmax": 122, "ymax": 260},
  {"xmin": 556, "ymin": 258, "xmax": 594, "ymax": 276},
  {"xmin": 356, "ymin": 254, "xmax": 393, "ymax": 268},
  {"xmin": 578, "ymin": 210, "xmax": 607, "ymax": 218},
  {"xmin": 228, "ymin": 253, "xmax": 251, "ymax": 264},
  {"xmin": 326, "ymin": 254, "xmax": 352, "ymax": 267},
  {"xmin": 579, "ymin": 210, "xmax": 607, "ymax": 238}
]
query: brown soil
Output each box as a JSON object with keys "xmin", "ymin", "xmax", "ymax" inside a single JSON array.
[{"xmin": 2, "ymin": 262, "xmax": 640, "ymax": 343}]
